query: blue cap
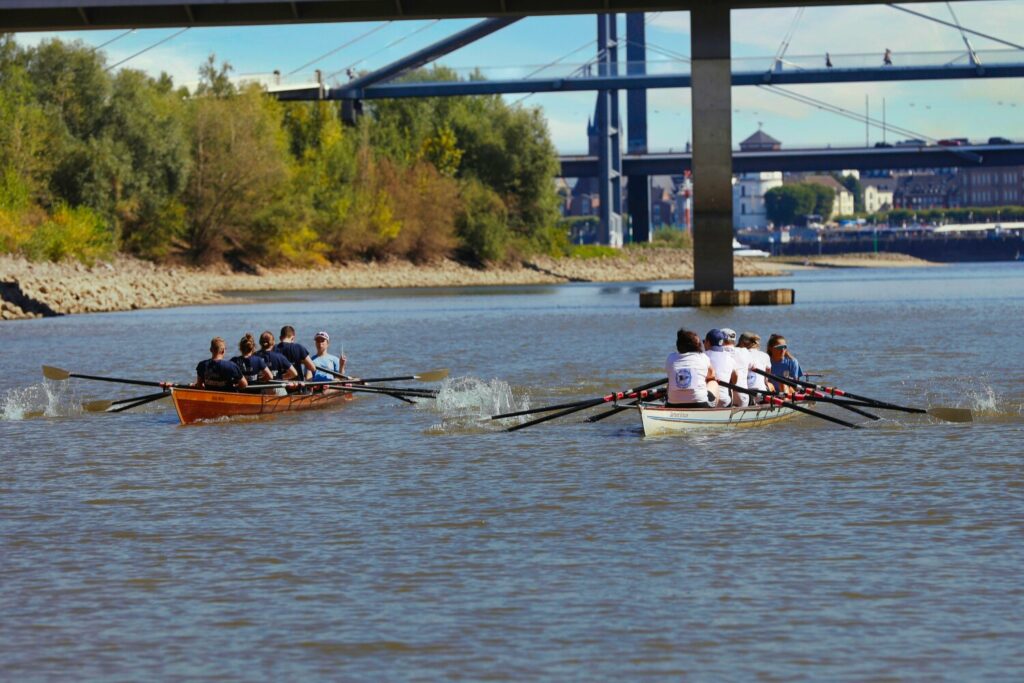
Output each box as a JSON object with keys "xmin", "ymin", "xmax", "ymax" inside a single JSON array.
[{"xmin": 706, "ymin": 328, "xmax": 727, "ymax": 346}]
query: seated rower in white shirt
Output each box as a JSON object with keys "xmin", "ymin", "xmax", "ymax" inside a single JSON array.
[
  {"xmin": 665, "ymin": 329, "xmax": 719, "ymax": 407},
  {"xmin": 720, "ymin": 327, "xmax": 754, "ymax": 407},
  {"xmin": 738, "ymin": 331, "xmax": 772, "ymax": 402},
  {"xmin": 704, "ymin": 328, "xmax": 739, "ymax": 407}
]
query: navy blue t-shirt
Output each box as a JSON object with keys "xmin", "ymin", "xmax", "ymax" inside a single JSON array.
[
  {"xmin": 196, "ymin": 359, "xmax": 244, "ymax": 387},
  {"xmin": 230, "ymin": 354, "xmax": 269, "ymax": 383},
  {"xmin": 256, "ymin": 349, "xmax": 293, "ymax": 379},
  {"xmin": 276, "ymin": 341, "xmax": 311, "ymax": 377}
]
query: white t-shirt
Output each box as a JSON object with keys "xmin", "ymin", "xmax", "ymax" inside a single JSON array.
[
  {"xmin": 666, "ymin": 352, "xmax": 712, "ymax": 405},
  {"xmin": 724, "ymin": 345, "xmax": 753, "ymax": 406},
  {"xmin": 747, "ymin": 349, "xmax": 772, "ymax": 392},
  {"xmin": 705, "ymin": 347, "xmax": 738, "ymax": 407}
]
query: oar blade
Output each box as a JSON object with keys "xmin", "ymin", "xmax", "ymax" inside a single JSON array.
[
  {"xmin": 42, "ymin": 365, "xmax": 71, "ymax": 381},
  {"xmin": 413, "ymin": 368, "xmax": 450, "ymax": 383},
  {"xmin": 928, "ymin": 407, "xmax": 973, "ymax": 423},
  {"xmin": 83, "ymin": 399, "xmax": 114, "ymax": 412}
]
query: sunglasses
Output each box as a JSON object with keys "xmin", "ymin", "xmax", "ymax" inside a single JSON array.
[{"xmin": 772, "ymin": 344, "xmax": 788, "ymax": 350}]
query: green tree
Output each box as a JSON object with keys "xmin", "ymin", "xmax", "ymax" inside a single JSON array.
[
  {"xmin": 419, "ymin": 124, "xmax": 463, "ymax": 177},
  {"xmin": 183, "ymin": 83, "xmax": 291, "ymax": 263},
  {"xmin": 806, "ymin": 182, "xmax": 836, "ymax": 219},
  {"xmin": 456, "ymin": 178, "xmax": 509, "ymax": 263},
  {"xmin": 835, "ymin": 173, "xmax": 864, "ymax": 212},
  {"xmin": 764, "ymin": 185, "xmax": 815, "ymax": 226}
]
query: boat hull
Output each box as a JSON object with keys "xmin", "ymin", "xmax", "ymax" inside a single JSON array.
[
  {"xmin": 639, "ymin": 402, "xmax": 802, "ymax": 436},
  {"xmin": 170, "ymin": 387, "xmax": 353, "ymax": 425}
]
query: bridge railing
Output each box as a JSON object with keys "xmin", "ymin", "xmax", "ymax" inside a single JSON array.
[{"xmin": 733, "ymin": 48, "xmax": 1023, "ymax": 73}]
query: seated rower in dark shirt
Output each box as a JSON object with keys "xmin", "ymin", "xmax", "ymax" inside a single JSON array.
[
  {"xmin": 196, "ymin": 337, "xmax": 248, "ymax": 390},
  {"xmin": 276, "ymin": 325, "xmax": 318, "ymax": 380},
  {"xmin": 256, "ymin": 331, "xmax": 297, "ymax": 380},
  {"xmin": 230, "ymin": 333, "xmax": 273, "ymax": 385}
]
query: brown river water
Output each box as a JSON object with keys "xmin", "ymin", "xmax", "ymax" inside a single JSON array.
[{"xmin": 1, "ymin": 263, "xmax": 1022, "ymax": 680}]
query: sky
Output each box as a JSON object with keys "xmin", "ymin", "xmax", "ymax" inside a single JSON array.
[{"xmin": 12, "ymin": 1, "xmax": 1024, "ymax": 154}]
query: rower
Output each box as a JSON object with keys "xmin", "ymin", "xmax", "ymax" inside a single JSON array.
[
  {"xmin": 721, "ymin": 327, "xmax": 754, "ymax": 407},
  {"xmin": 256, "ymin": 331, "xmax": 297, "ymax": 381},
  {"xmin": 195, "ymin": 337, "xmax": 248, "ymax": 390},
  {"xmin": 665, "ymin": 329, "xmax": 718, "ymax": 408},
  {"xmin": 738, "ymin": 331, "xmax": 772, "ymax": 402},
  {"xmin": 276, "ymin": 325, "xmax": 318, "ymax": 380},
  {"xmin": 767, "ymin": 333, "xmax": 803, "ymax": 395},
  {"xmin": 310, "ymin": 330, "xmax": 346, "ymax": 382},
  {"xmin": 704, "ymin": 328, "xmax": 739, "ymax": 407},
  {"xmin": 231, "ymin": 333, "xmax": 273, "ymax": 385}
]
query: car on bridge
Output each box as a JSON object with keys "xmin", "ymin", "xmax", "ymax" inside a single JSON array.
[
  {"xmin": 938, "ymin": 138, "xmax": 969, "ymax": 146},
  {"xmin": 988, "ymin": 136, "xmax": 1013, "ymax": 145},
  {"xmin": 896, "ymin": 138, "xmax": 927, "ymax": 146}
]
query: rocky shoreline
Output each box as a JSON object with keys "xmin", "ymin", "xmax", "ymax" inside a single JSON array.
[{"xmin": 0, "ymin": 250, "xmax": 931, "ymax": 321}]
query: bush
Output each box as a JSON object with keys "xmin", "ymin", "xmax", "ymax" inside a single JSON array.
[
  {"xmin": 24, "ymin": 204, "xmax": 115, "ymax": 264},
  {"xmin": 649, "ymin": 227, "xmax": 692, "ymax": 249},
  {"xmin": 456, "ymin": 179, "xmax": 508, "ymax": 263},
  {"xmin": 569, "ymin": 244, "xmax": 619, "ymax": 259}
]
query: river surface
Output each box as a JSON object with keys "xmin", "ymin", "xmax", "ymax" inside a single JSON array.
[{"xmin": 1, "ymin": 263, "xmax": 1022, "ymax": 681}]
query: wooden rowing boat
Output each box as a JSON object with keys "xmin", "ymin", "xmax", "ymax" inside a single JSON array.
[
  {"xmin": 639, "ymin": 402, "xmax": 803, "ymax": 436},
  {"xmin": 170, "ymin": 386, "xmax": 353, "ymax": 425}
]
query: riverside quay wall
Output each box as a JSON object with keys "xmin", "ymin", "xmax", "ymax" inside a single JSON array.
[{"xmin": 773, "ymin": 234, "xmax": 1024, "ymax": 262}]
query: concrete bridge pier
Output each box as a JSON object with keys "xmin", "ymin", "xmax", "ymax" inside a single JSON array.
[{"xmin": 690, "ymin": 4, "xmax": 735, "ymax": 292}]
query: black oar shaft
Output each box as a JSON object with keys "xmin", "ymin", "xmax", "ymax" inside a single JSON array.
[
  {"xmin": 719, "ymin": 380, "xmax": 861, "ymax": 429},
  {"xmin": 586, "ymin": 388, "xmax": 666, "ymax": 423},
  {"xmin": 772, "ymin": 397, "xmax": 861, "ymax": 429},
  {"xmin": 110, "ymin": 392, "xmax": 170, "ymax": 413},
  {"xmin": 505, "ymin": 378, "xmax": 668, "ymax": 431},
  {"xmin": 69, "ymin": 372, "xmax": 171, "ymax": 389},
  {"xmin": 753, "ymin": 368, "xmax": 926, "ymax": 415},
  {"xmin": 494, "ymin": 378, "xmax": 667, "ymax": 421}
]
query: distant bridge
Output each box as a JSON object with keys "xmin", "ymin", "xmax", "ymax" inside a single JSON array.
[
  {"xmin": 266, "ymin": 50, "xmax": 1024, "ymax": 100},
  {"xmin": 558, "ymin": 144, "xmax": 1024, "ymax": 177}
]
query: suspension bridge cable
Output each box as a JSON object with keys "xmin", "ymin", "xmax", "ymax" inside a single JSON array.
[
  {"xmin": 104, "ymin": 27, "xmax": 189, "ymax": 72},
  {"xmin": 944, "ymin": 1, "xmax": 981, "ymax": 65},
  {"xmin": 887, "ymin": 4, "xmax": 1024, "ymax": 51},
  {"xmin": 759, "ymin": 85, "xmax": 934, "ymax": 142},
  {"xmin": 771, "ymin": 7, "xmax": 805, "ymax": 70},
  {"xmin": 637, "ymin": 40, "xmax": 690, "ymax": 63},
  {"xmin": 326, "ymin": 19, "xmax": 441, "ymax": 81},
  {"xmin": 510, "ymin": 39, "xmax": 599, "ymax": 106},
  {"xmin": 287, "ymin": 22, "xmax": 392, "ymax": 76},
  {"xmin": 91, "ymin": 28, "xmax": 136, "ymax": 52}
]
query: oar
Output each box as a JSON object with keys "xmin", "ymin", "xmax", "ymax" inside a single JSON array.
[
  {"xmin": 43, "ymin": 365, "xmax": 179, "ymax": 389},
  {"xmin": 316, "ymin": 367, "xmax": 449, "ymax": 384},
  {"xmin": 83, "ymin": 390, "xmax": 171, "ymax": 412},
  {"xmin": 505, "ymin": 378, "xmax": 669, "ymax": 432},
  {"xmin": 720, "ymin": 380, "xmax": 869, "ymax": 427},
  {"xmin": 108, "ymin": 392, "xmax": 171, "ymax": 413},
  {"xmin": 245, "ymin": 380, "xmax": 437, "ymax": 398},
  {"xmin": 766, "ymin": 394, "xmax": 861, "ymax": 429},
  {"xmin": 722, "ymin": 380, "xmax": 881, "ymax": 421},
  {"xmin": 753, "ymin": 369, "xmax": 972, "ymax": 423},
  {"xmin": 585, "ymin": 387, "xmax": 666, "ymax": 423},
  {"xmin": 493, "ymin": 377, "xmax": 668, "ymax": 421}
]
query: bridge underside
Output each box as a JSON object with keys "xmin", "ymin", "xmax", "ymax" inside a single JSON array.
[{"xmin": 1, "ymin": 0, "xmax": 942, "ymax": 32}]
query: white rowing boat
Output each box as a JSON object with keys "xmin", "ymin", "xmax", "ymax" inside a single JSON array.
[{"xmin": 638, "ymin": 402, "xmax": 804, "ymax": 436}]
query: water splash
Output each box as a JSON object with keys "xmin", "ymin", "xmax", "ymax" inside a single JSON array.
[
  {"xmin": 0, "ymin": 381, "xmax": 79, "ymax": 420},
  {"xmin": 424, "ymin": 376, "xmax": 528, "ymax": 434}
]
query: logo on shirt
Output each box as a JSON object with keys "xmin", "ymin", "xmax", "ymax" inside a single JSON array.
[{"xmin": 675, "ymin": 368, "xmax": 693, "ymax": 388}]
